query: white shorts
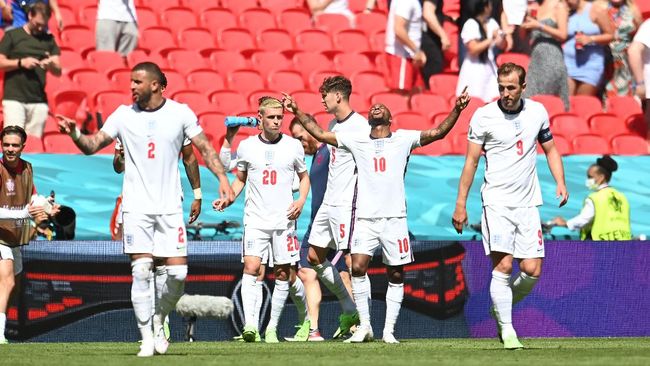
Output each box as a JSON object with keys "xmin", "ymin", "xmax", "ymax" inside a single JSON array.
[
  {"xmin": 243, "ymin": 222, "xmax": 299, "ymax": 266},
  {"xmin": 0, "ymin": 245, "xmax": 23, "ymax": 275},
  {"xmin": 350, "ymin": 217, "xmax": 414, "ymax": 266},
  {"xmin": 481, "ymin": 206, "xmax": 545, "ymax": 259},
  {"xmin": 240, "ymin": 246, "xmax": 272, "ymax": 267},
  {"xmin": 308, "ymin": 204, "xmax": 354, "ymax": 251},
  {"xmin": 122, "ymin": 212, "xmax": 187, "ymax": 257}
]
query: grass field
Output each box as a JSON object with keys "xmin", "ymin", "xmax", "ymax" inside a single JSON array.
[{"xmin": 2, "ymin": 338, "xmax": 650, "ymax": 366}]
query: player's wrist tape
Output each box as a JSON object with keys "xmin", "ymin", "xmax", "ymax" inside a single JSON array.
[
  {"xmin": 71, "ymin": 126, "xmax": 81, "ymax": 141},
  {"xmin": 193, "ymin": 188, "xmax": 202, "ymax": 200}
]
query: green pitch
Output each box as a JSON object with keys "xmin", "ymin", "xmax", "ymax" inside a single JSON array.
[{"xmin": 2, "ymin": 338, "xmax": 650, "ymax": 366}]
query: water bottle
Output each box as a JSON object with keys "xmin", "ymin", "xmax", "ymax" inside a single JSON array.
[{"xmin": 224, "ymin": 116, "xmax": 259, "ymax": 128}]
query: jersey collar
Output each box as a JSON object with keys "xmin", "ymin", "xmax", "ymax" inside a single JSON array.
[
  {"xmin": 497, "ymin": 98, "xmax": 525, "ymax": 115},
  {"xmin": 337, "ymin": 111, "xmax": 355, "ymax": 123},
  {"xmin": 258, "ymin": 133, "xmax": 283, "ymax": 144},
  {"xmin": 135, "ymin": 98, "xmax": 166, "ymax": 113}
]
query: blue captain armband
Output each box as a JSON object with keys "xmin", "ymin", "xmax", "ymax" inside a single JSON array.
[{"xmin": 538, "ymin": 127, "xmax": 553, "ymax": 143}]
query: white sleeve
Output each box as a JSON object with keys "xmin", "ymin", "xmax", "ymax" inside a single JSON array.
[
  {"xmin": 461, "ymin": 18, "xmax": 481, "ymax": 45},
  {"xmin": 467, "ymin": 109, "xmax": 487, "ymax": 145},
  {"xmin": 182, "ymin": 105, "xmax": 203, "ymax": 140},
  {"xmin": 394, "ymin": 0, "xmax": 413, "ymax": 21},
  {"xmin": 335, "ymin": 132, "xmax": 350, "ymax": 150},
  {"xmin": 566, "ymin": 198, "xmax": 595, "ymax": 231},
  {"xmin": 633, "ymin": 20, "xmax": 650, "ymax": 47},
  {"xmin": 100, "ymin": 107, "xmax": 122, "ymax": 139},
  {"xmin": 0, "ymin": 207, "xmax": 30, "ymax": 219},
  {"xmin": 404, "ymin": 129, "xmax": 422, "ymax": 150},
  {"xmin": 293, "ymin": 141, "xmax": 307, "ymax": 174},
  {"xmin": 236, "ymin": 142, "xmax": 248, "ymax": 172}
]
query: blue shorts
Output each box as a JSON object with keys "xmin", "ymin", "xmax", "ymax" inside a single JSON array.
[{"xmin": 299, "ymin": 246, "xmax": 349, "ymax": 272}]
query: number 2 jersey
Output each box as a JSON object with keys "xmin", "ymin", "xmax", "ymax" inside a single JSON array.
[
  {"xmin": 236, "ymin": 134, "xmax": 307, "ymax": 230},
  {"xmin": 101, "ymin": 99, "xmax": 203, "ymax": 214},
  {"xmin": 467, "ymin": 99, "xmax": 552, "ymax": 207},
  {"xmin": 336, "ymin": 129, "xmax": 421, "ymax": 219}
]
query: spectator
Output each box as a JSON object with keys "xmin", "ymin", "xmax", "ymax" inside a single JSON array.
[
  {"xmin": 551, "ymin": 155, "xmax": 631, "ymax": 241},
  {"xmin": 0, "ymin": 1, "xmax": 61, "ymax": 138},
  {"xmin": 563, "ymin": 0, "xmax": 614, "ymax": 96},
  {"xmin": 456, "ymin": 0, "xmax": 506, "ymax": 102},
  {"xmin": 96, "ymin": 0, "xmax": 138, "ymax": 57},
  {"xmin": 306, "ymin": 0, "xmax": 355, "ymax": 26},
  {"xmin": 603, "ymin": 0, "xmax": 642, "ymax": 99},
  {"xmin": 384, "ymin": 0, "xmax": 426, "ymax": 91},
  {"xmin": 10, "ymin": 0, "xmax": 62, "ymax": 30},
  {"xmin": 458, "ymin": 0, "xmax": 504, "ymax": 64},
  {"xmin": 628, "ymin": 18, "xmax": 650, "ymax": 148},
  {"xmin": 521, "ymin": 0, "xmax": 570, "ymax": 110},
  {"xmin": 421, "ymin": 0, "xmax": 450, "ymax": 85}
]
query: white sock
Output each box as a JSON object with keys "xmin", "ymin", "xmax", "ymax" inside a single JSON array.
[
  {"xmin": 384, "ymin": 282, "xmax": 403, "ymax": 335},
  {"xmin": 153, "ymin": 265, "xmax": 167, "ymax": 317},
  {"xmin": 352, "ymin": 275, "xmax": 371, "ymax": 327},
  {"xmin": 131, "ymin": 258, "xmax": 154, "ymax": 342},
  {"xmin": 511, "ymin": 272, "xmax": 539, "ymax": 304},
  {"xmin": 0, "ymin": 312, "xmax": 6, "ymax": 340},
  {"xmin": 267, "ymin": 279, "xmax": 290, "ymax": 330},
  {"xmin": 490, "ymin": 270, "xmax": 513, "ymax": 330},
  {"xmin": 289, "ymin": 277, "xmax": 308, "ymax": 323},
  {"xmin": 253, "ymin": 280, "xmax": 264, "ymax": 329},
  {"xmin": 314, "ymin": 260, "xmax": 356, "ymax": 314},
  {"xmin": 154, "ymin": 265, "xmax": 186, "ymax": 331},
  {"xmin": 241, "ymin": 274, "xmax": 258, "ymax": 328}
]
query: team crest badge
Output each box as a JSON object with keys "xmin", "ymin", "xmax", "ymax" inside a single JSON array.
[{"xmin": 5, "ymin": 179, "xmax": 15, "ymax": 193}]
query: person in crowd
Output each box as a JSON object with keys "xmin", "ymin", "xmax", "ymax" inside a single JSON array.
[
  {"xmin": 96, "ymin": 0, "xmax": 138, "ymax": 56},
  {"xmin": 384, "ymin": 0, "xmax": 426, "ymax": 91},
  {"xmin": 421, "ymin": 0, "xmax": 451, "ymax": 85},
  {"xmin": 306, "ymin": 0, "xmax": 355, "ymax": 25},
  {"xmin": 628, "ymin": 18, "xmax": 650, "ymax": 149},
  {"xmin": 563, "ymin": 0, "xmax": 614, "ymax": 96},
  {"xmin": 551, "ymin": 155, "xmax": 630, "ymax": 240},
  {"xmin": 9, "ymin": 0, "xmax": 62, "ymax": 30}
]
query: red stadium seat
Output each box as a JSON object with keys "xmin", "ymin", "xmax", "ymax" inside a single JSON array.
[
  {"xmin": 351, "ymin": 71, "xmax": 388, "ymax": 100},
  {"xmin": 158, "ymin": 69, "xmax": 188, "ymax": 95},
  {"xmin": 218, "ymin": 28, "xmax": 256, "ymax": 51},
  {"xmin": 295, "ymin": 30, "xmax": 334, "ymax": 53},
  {"xmin": 350, "ymin": 91, "xmax": 370, "ymax": 112},
  {"xmin": 610, "ymin": 134, "xmax": 649, "ymax": 155},
  {"xmin": 43, "ymin": 133, "xmax": 82, "ymax": 154},
  {"xmin": 23, "ymin": 135, "xmax": 45, "ymax": 153},
  {"xmin": 126, "ymin": 50, "xmax": 169, "ymax": 69},
  {"xmin": 551, "ymin": 113, "xmax": 590, "ymax": 140},
  {"xmin": 569, "ymin": 95, "xmax": 602, "ymax": 120},
  {"xmin": 86, "ymin": 50, "xmax": 126, "ymax": 76},
  {"xmin": 171, "ymin": 90, "xmax": 213, "ymax": 115},
  {"xmin": 537, "ymin": 134, "xmax": 572, "ymax": 155},
  {"xmin": 139, "ymin": 0, "xmax": 179, "ymax": 11},
  {"xmin": 60, "ymin": 51, "xmax": 86, "ymax": 76},
  {"xmin": 250, "ymin": 51, "xmax": 291, "ymax": 79},
  {"xmin": 166, "ymin": 49, "xmax": 208, "ymax": 72},
  {"xmin": 626, "ymin": 113, "xmax": 647, "ymax": 137},
  {"xmin": 256, "ymin": 29, "xmax": 294, "ymax": 52},
  {"xmin": 267, "ymin": 70, "xmax": 306, "ymax": 92},
  {"xmin": 209, "ymin": 90, "xmax": 249, "ymax": 115},
  {"xmin": 227, "ymin": 69, "xmax": 266, "ymax": 95},
  {"xmin": 355, "ymin": 12, "xmax": 387, "ymax": 36},
  {"xmin": 72, "ymin": 70, "xmax": 110, "ymax": 100},
  {"xmin": 292, "ymin": 91, "xmax": 325, "ymax": 115},
  {"xmin": 60, "ymin": 26, "xmax": 94, "ymax": 50},
  {"xmin": 451, "ymin": 133, "xmax": 468, "ymax": 155},
  {"xmin": 136, "ymin": 7, "xmax": 159, "ymax": 30},
  {"xmin": 410, "ymin": 93, "xmax": 449, "ymax": 120},
  {"xmin": 588, "ymin": 113, "xmax": 630, "ymax": 138},
  {"xmin": 208, "ymin": 50, "xmax": 248, "ymax": 77},
  {"xmin": 369, "ymin": 30, "xmax": 386, "ymax": 52},
  {"xmin": 220, "ymin": 0, "xmax": 259, "ymax": 16},
  {"xmin": 392, "ymin": 111, "xmax": 431, "ymax": 130},
  {"xmin": 198, "ymin": 111, "xmax": 227, "ymax": 142},
  {"xmin": 181, "ymin": 0, "xmax": 216, "ymax": 15},
  {"xmin": 178, "ymin": 27, "xmax": 217, "ymax": 53},
  {"xmin": 141, "ymin": 27, "xmax": 177, "ymax": 51},
  {"xmin": 293, "ymin": 52, "xmax": 334, "ymax": 84},
  {"xmin": 259, "ymin": 0, "xmax": 303, "ymax": 15},
  {"xmin": 370, "ymin": 92, "xmax": 410, "ymax": 115},
  {"xmin": 77, "ymin": 5, "xmax": 97, "ymax": 30},
  {"xmin": 186, "ymin": 69, "xmax": 225, "ymax": 94},
  {"xmin": 333, "ymin": 29, "xmax": 371, "ymax": 53},
  {"xmin": 572, "ymin": 134, "xmax": 610, "ymax": 154},
  {"xmin": 108, "ymin": 68, "xmax": 133, "ymax": 91},
  {"xmin": 428, "ymin": 74, "xmax": 459, "ymax": 99},
  {"xmin": 95, "ymin": 91, "xmax": 130, "ymax": 117},
  {"xmin": 248, "ymin": 89, "xmax": 282, "ymax": 110},
  {"xmin": 309, "ymin": 70, "xmax": 343, "ymax": 91},
  {"xmin": 496, "ymin": 52, "xmax": 531, "ymax": 71},
  {"xmin": 58, "ymin": 5, "xmax": 77, "ymax": 27},
  {"xmin": 333, "ymin": 53, "xmax": 373, "ymax": 76},
  {"xmin": 277, "ymin": 8, "xmax": 312, "ymax": 37},
  {"xmin": 531, "ymin": 94, "xmax": 567, "ymax": 118},
  {"xmin": 412, "ymin": 139, "xmax": 453, "ymax": 156},
  {"xmin": 606, "ymin": 95, "xmax": 643, "ymax": 121},
  {"xmin": 52, "ymin": 90, "xmax": 91, "ymax": 129},
  {"xmin": 200, "ymin": 8, "xmax": 238, "ymax": 37},
  {"xmin": 239, "ymin": 8, "xmax": 277, "ymax": 36},
  {"xmin": 161, "ymin": 7, "xmax": 198, "ymax": 31},
  {"xmin": 314, "ymin": 13, "xmax": 352, "ymax": 33}
]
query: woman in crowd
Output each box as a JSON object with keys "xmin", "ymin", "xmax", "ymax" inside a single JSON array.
[{"xmin": 603, "ymin": 0, "xmax": 642, "ymax": 99}]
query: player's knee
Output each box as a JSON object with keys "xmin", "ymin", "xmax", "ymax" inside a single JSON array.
[
  {"xmin": 350, "ymin": 263, "xmax": 368, "ymax": 277},
  {"xmin": 0, "ymin": 272, "xmax": 15, "ymax": 292},
  {"xmin": 520, "ymin": 260, "xmax": 542, "ymax": 277},
  {"xmin": 131, "ymin": 258, "xmax": 154, "ymax": 281},
  {"xmin": 166, "ymin": 265, "xmax": 187, "ymax": 283},
  {"xmin": 274, "ymin": 268, "xmax": 290, "ymax": 282},
  {"xmin": 387, "ymin": 269, "xmax": 403, "ymax": 284},
  {"xmin": 243, "ymin": 263, "xmax": 261, "ymax": 277}
]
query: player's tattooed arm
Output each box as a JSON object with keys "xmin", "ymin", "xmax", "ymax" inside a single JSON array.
[
  {"xmin": 56, "ymin": 114, "xmax": 114, "ymax": 154},
  {"xmin": 113, "ymin": 145, "xmax": 124, "ymax": 174},
  {"xmin": 420, "ymin": 87, "xmax": 470, "ymax": 146},
  {"xmin": 182, "ymin": 144, "xmax": 201, "ymax": 190},
  {"xmin": 191, "ymin": 132, "xmax": 235, "ymax": 203},
  {"xmin": 282, "ymin": 93, "xmax": 339, "ymax": 146}
]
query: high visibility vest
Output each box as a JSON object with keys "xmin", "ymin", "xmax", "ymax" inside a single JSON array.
[{"xmin": 580, "ymin": 187, "xmax": 631, "ymax": 241}]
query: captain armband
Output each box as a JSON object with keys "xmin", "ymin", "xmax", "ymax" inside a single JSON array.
[{"xmin": 537, "ymin": 127, "xmax": 553, "ymax": 143}]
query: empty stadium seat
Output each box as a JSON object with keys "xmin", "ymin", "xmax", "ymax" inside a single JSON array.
[
  {"xmin": 295, "ymin": 30, "xmax": 334, "ymax": 53},
  {"xmin": 141, "ymin": 27, "xmax": 177, "ymax": 51},
  {"xmin": 220, "ymin": 0, "xmax": 259, "ymax": 15},
  {"xmin": 166, "ymin": 49, "xmax": 208, "ymax": 71},
  {"xmin": 292, "ymin": 91, "xmax": 325, "ymax": 115},
  {"xmin": 24, "ymin": 135, "xmax": 45, "ymax": 153},
  {"xmin": 58, "ymin": 5, "xmax": 77, "ymax": 27},
  {"xmin": 452, "ymin": 133, "xmax": 468, "ymax": 155},
  {"xmin": 496, "ymin": 52, "xmax": 531, "ymax": 71},
  {"xmin": 410, "ymin": 93, "xmax": 449, "ymax": 120},
  {"xmin": 351, "ymin": 71, "xmax": 388, "ymax": 100},
  {"xmin": 267, "ymin": 70, "xmax": 305, "ymax": 92},
  {"xmin": 239, "ymin": 8, "xmax": 277, "ymax": 36},
  {"xmin": 626, "ymin": 113, "xmax": 647, "ymax": 137},
  {"xmin": 369, "ymin": 30, "xmax": 386, "ymax": 52},
  {"xmin": 531, "ymin": 94, "xmax": 567, "ymax": 118},
  {"xmin": 136, "ymin": 7, "xmax": 159, "ymax": 30},
  {"xmin": 197, "ymin": 111, "xmax": 227, "ymax": 143},
  {"xmin": 178, "ymin": 27, "xmax": 217, "ymax": 52},
  {"xmin": 43, "ymin": 133, "xmax": 81, "ymax": 154},
  {"xmin": 314, "ymin": 13, "xmax": 352, "ymax": 33},
  {"xmin": 126, "ymin": 49, "xmax": 169, "ymax": 68},
  {"xmin": 550, "ymin": 134, "xmax": 572, "ymax": 155},
  {"xmin": 86, "ymin": 50, "xmax": 126, "ymax": 76},
  {"xmin": 219, "ymin": 28, "xmax": 256, "ymax": 51},
  {"xmin": 309, "ymin": 70, "xmax": 343, "ymax": 91},
  {"xmin": 139, "ymin": 0, "xmax": 179, "ymax": 11},
  {"xmin": 293, "ymin": 52, "xmax": 335, "ymax": 84},
  {"xmin": 72, "ymin": 70, "xmax": 111, "ymax": 101},
  {"xmin": 181, "ymin": 0, "xmax": 216, "ymax": 15},
  {"xmin": 77, "ymin": 5, "xmax": 97, "ymax": 30},
  {"xmin": 60, "ymin": 51, "xmax": 86, "ymax": 76},
  {"xmin": 333, "ymin": 29, "xmax": 371, "ymax": 53},
  {"xmin": 186, "ymin": 69, "xmax": 225, "ymax": 94},
  {"xmin": 249, "ymin": 51, "xmax": 291, "ymax": 79},
  {"xmin": 333, "ymin": 53, "xmax": 373, "ymax": 77},
  {"xmin": 572, "ymin": 134, "xmax": 610, "ymax": 154},
  {"xmin": 569, "ymin": 95, "xmax": 602, "ymax": 120},
  {"xmin": 60, "ymin": 26, "xmax": 94, "ymax": 50},
  {"xmin": 412, "ymin": 139, "xmax": 453, "ymax": 156},
  {"xmin": 370, "ymin": 92, "xmax": 410, "ymax": 115},
  {"xmin": 588, "ymin": 113, "xmax": 630, "ymax": 138},
  {"xmin": 606, "ymin": 95, "xmax": 643, "ymax": 121},
  {"xmin": 95, "ymin": 91, "xmax": 130, "ymax": 117},
  {"xmin": 277, "ymin": 8, "xmax": 312, "ymax": 37},
  {"xmin": 392, "ymin": 111, "xmax": 431, "ymax": 130},
  {"xmin": 428, "ymin": 74, "xmax": 459, "ymax": 99},
  {"xmin": 350, "ymin": 91, "xmax": 370, "ymax": 112},
  {"xmin": 200, "ymin": 8, "xmax": 238, "ymax": 37},
  {"xmin": 355, "ymin": 12, "xmax": 387, "ymax": 36},
  {"xmin": 551, "ymin": 113, "xmax": 590, "ymax": 139},
  {"xmin": 161, "ymin": 7, "xmax": 198, "ymax": 31},
  {"xmin": 209, "ymin": 90, "xmax": 249, "ymax": 115},
  {"xmin": 108, "ymin": 68, "xmax": 133, "ymax": 91},
  {"xmin": 227, "ymin": 69, "xmax": 266, "ymax": 95},
  {"xmin": 610, "ymin": 134, "xmax": 648, "ymax": 156},
  {"xmin": 208, "ymin": 50, "xmax": 248, "ymax": 77},
  {"xmin": 256, "ymin": 29, "xmax": 294, "ymax": 52},
  {"xmin": 52, "ymin": 90, "xmax": 90, "ymax": 129},
  {"xmin": 171, "ymin": 90, "xmax": 212, "ymax": 115}
]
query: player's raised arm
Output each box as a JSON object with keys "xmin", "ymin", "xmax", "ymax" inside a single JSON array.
[
  {"xmin": 181, "ymin": 144, "xmax": 202, "ymax": 223},
  {"xmin": 56, "ymin": 114, "xmax": 114, "ymax": 155},
  {"xmin": 419, "ymin": 87, "xmax": 470, "ymax": 146},
  {"xmin": 452, "ymin": 141, "xmax": 483, "ymax": 234},
  {"xmin": 282, "ymin": 93, "xmax": 339, "ymax": 147},
  {"xmin": 541, "ymin": 139, "xmax": 569, "ymax": 207},
  {"xmin": 190, "ymin": 132, "xmax": 235, "ymax": 203}
]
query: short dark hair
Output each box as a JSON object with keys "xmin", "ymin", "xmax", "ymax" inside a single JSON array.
[
  {"xmin": 497, "ymin": 62, "xmax": 526, "ymax": 85},
  {"xmin": 1, "ymin": 126, "xmax": 27, "ymax": 144},
  {"xmin": 594, "ymin": 155, "xmax": 618, "ymax": 182},
  {"xmin": 27, "ymin": 1, "xmax": 51, "ymax": 20},
  {"xmin": 132, "ymin": 62, "xmax": 168, "ymax": 89},
  {"xmin": 319, "ymin": 76, "xmax": 352, "ymax": 100}
]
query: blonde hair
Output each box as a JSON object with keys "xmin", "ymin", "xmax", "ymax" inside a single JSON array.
[{"xmin": 258, "ymin": 96, "xmax": 283, "ymax": 115}]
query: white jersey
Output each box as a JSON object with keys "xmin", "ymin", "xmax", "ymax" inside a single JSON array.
[
  {"xmin": 237, "ymin": 134, "xmax": 307, "ymax": 230},
  {"xmin": 101, "ymin": 99, "xmax": 202, "ymax": 214},
  {"xmin": 322, "ymin": 112, "xmax": 370, "ymax": 207},
  {"xmin": 385, "ymin": 0, "xmax": 423, "ymax": 58},
  {"xmin": 468, "ymin": 99, "xmax": 551, "ymax": 207},
  {"xmin": 336, "ymin": 129, "xmax": 421, "ymax": 218}
]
